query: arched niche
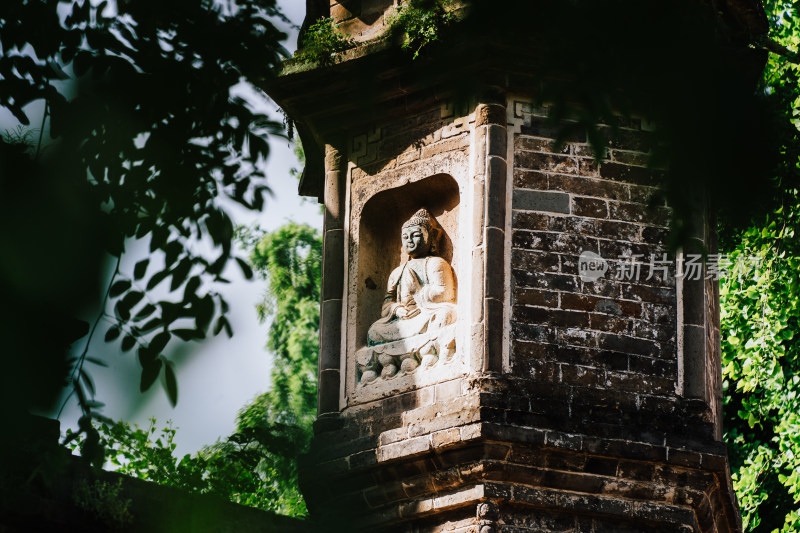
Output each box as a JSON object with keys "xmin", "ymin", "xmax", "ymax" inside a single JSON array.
[{"xmin": 355, "ymin": 174, "xmax": 460, "ymax": 349}]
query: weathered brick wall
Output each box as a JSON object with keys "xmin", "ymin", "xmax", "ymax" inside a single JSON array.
[
  {"xmin": 349, "ymin": 101, "xmax": 471, "ymax": 179},
  {"xmin": 506, "ymin": 100, "xmax": 716, "ymax": 439}
]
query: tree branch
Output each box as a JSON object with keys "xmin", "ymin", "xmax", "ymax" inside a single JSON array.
[
  {"xmin": 753, "ymin": 34, "xmax": 800, "ymax": 64},
  {"xmin": 57, "ymin": 255, "xmax": 121, "ymax": 420},
  {"xmin": 34, "ymin": 101, "xmax": 48, "ymax": 161}
]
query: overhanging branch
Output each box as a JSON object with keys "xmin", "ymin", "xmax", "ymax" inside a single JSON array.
[{"xmin": 754, "ymin": 34, "xmax": 800, "ymax": 64}]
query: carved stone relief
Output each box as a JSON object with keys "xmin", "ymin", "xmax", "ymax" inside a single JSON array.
[
  {"xmin": 342, "ymin": 111, "xmax": 475, "ymax": 404},
  {"xmin": 356, "ymin": 209, "xmax": 457, "ymax": 385}
]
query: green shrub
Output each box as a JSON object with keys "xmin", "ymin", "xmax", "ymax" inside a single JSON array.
[
  {"xmin": 73, "ymin": 478, "xmax": 133, "ymax": 531},
  {"xmin": 298, "ymin": 17, "xmax": 354, "ymax": 66},
  {"xmin": 388, "ymin": 0, "xmax": 456, "ymax": 59}
]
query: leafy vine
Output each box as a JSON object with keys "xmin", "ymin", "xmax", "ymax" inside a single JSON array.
[{"xmin": 387, "ymin": 0, "xmax": 456, "ymax": 59}]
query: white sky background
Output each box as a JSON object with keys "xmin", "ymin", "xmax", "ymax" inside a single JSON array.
[{"xmin": 26, "ymin": 0, "xmax": 319, "ymax": 456}]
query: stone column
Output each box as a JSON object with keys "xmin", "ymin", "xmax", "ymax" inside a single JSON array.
[
  {"xmin": 478, "ymin": 100, "xmax": 508, "ymax": 373},
  {"xmin": 318, "ymin": 142, "xmax": 347, "ymax": 415}
]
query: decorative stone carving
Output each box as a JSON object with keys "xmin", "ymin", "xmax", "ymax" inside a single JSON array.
[
  {"xmin": 476, "ymin": 501, "xmax": 499, "ymax": 520},
  {"xmin": 356, "ymin": 209, "xmax": 457, "ymax": 385},
  {"xmin": 477, "ymin": 500, "xmax": 499, "ymax": 533}
]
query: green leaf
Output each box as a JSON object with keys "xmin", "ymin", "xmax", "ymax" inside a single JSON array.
[
  {"xmin": 80, "ymin": 369, "xmax": 95, "ymax": 396},
  {"xmin": 164, "ymin": 241, "xmax": 182, "ymax": 267},
  {"xmin": 236, "ymin": 257, "xmax": 253, "ymax": 280},
  {"xmin": 147, "ymin": 269, "xmax": 170, "ymax": 290},
  {"xmin": 170, "ymin": 260, "xmax": 191, "ymax": 292},
  {"xmin": 208, "ymin": 254, "xmax": 226, "ymax": 276},
  {"xmin": 134, "ymin": 259, "xmax": 149, "ymax": 280},
  {"xmin": 184, "ymin": 276, "xmax": 202, "ymax": 300},
  {"xmin": 138, "ymin": 346, "xmax": 157, "ymax": 365},
  {"xmin": 140, "ymin": 318, "xmax": 162, "ymax": 333},
  {"xmin": 115, "ymin": 299, "xmax": 131, "ymax": 321},
  {"xmin": 105, "ymin": 326, "xmax": 121, "ymax": 342},
  {"xmin": 163, "ymin": 359, "xmax": 178, "ymax": 407},
  {"xmin": 110, "ymin": 279, "xmax": 131, "ymax": 297},
  {"xmin": 122, "ymin": 290, "xmax": 145, "ymax": 309},
  {"xmin": 134, "ymin": 303, "xmax": 157, "ymax": 321},
  {"xmin": 121, "ymin": 335, "xmax": 136, "ymax": 352},
  {"xmin": 213, "ymin": 316, "xmax": 234, "ymax": 337},
  {"xmin": 196, "ymin": 295, "xmax": 215, "ymax": 332},
  {"xmin": 150, "ymin": 226, "xmax": 169, "ymax": 253},
  {"xmin": 86, "ymin": 357, "xmax": 108, "ymax": 368},
  {"xmin": 90, "ymin": 412, "xmax": 112, "ymax": 424},
  {"xmin": 140, "ymin": 359, "xmax": 163, "ymax": 392},
  {"xmin": 150, "ymin": 331, "xmax": 171, "ymax": 354},
  {"xmin": 172, "ymin": 328, "xmax": 203, "ymax": 342}
]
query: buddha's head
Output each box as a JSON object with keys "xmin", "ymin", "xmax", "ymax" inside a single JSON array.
[{"xmin": 401, "ymin": 208, "xmax": 441, "ymax": 258}]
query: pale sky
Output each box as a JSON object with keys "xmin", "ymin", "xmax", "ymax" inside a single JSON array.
[{"xmin": 49, "ymin": 1, "xmax": 321, "ymax": 455}]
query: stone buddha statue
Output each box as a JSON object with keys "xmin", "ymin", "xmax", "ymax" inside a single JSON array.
[{"xmin": 356, "ymin": 209, "xmax": 457, "ymax": 385}]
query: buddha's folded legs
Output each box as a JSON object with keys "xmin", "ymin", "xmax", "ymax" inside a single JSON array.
[{"xmin": 367, "ymin": 313, "xmax": 430, "ymax": 345}]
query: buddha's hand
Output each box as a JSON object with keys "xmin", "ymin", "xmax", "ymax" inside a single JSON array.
[{"xmin": 396, "ymin": 304, "xmax": 420, "ymax": 319}]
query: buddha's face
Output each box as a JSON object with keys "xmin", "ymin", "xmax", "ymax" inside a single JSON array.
[{"xmin": 401, "ymin": 225, "xmax": 430, "ymax": 258}]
